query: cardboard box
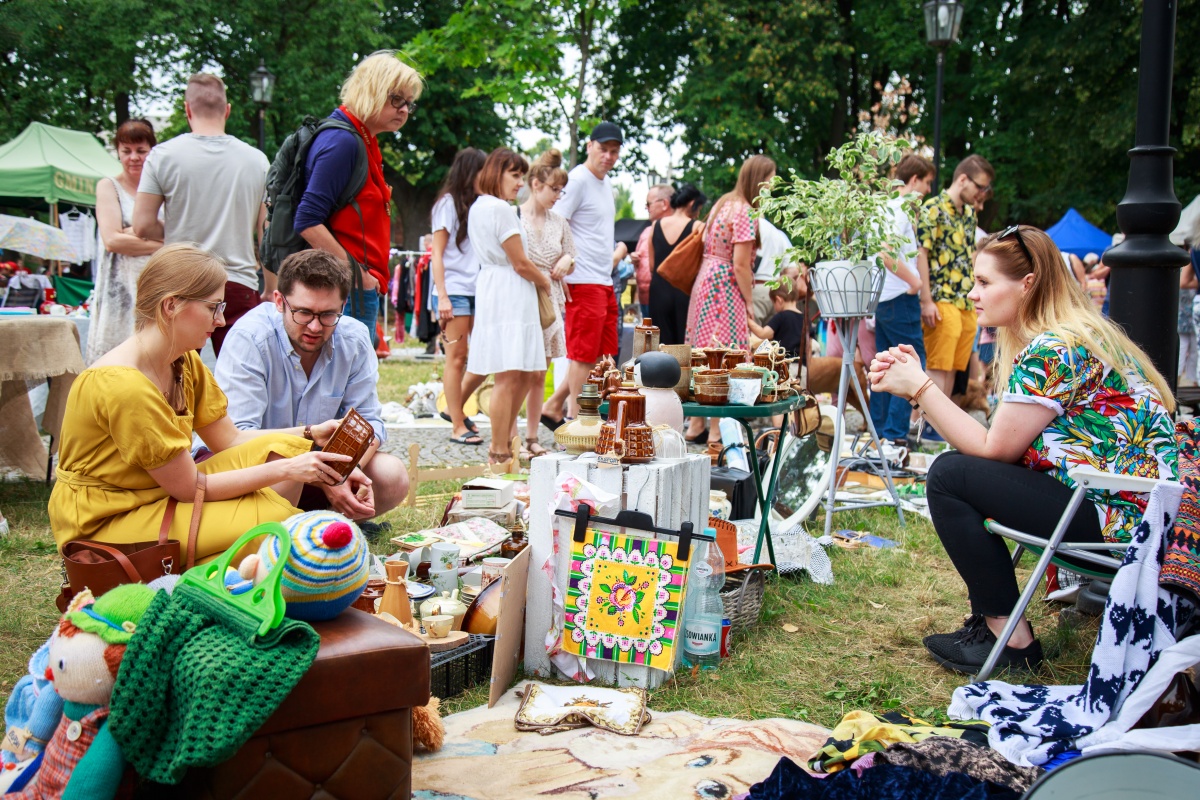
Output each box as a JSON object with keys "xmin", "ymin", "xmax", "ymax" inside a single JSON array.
[{"xmin": 461, "ymin": 478, "xmax": 515, "ymax": 509}]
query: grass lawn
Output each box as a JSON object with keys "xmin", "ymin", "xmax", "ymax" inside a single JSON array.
[{"xmin": 0, "ymin": 358, "xmax": 1100, "ymax": 726}]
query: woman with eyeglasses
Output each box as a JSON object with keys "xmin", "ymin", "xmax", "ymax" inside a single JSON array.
[
  {"xmin": 50, "ymin": 244, "xmax": 354, "ymax": 563},
  {"xmin": 294, "ymin": 50, "xmax": 423, "ymax": 343},
  {"xmin": 869, "ymin": 226, "xmax": 1177, "ymax": 675},
  {"xmin": 465, "ymin": 148, "xmax": 552, "ymax": 466},
  {"xmin": 517, "ymin": 148, "xmax": 575, "ymax": 458}
]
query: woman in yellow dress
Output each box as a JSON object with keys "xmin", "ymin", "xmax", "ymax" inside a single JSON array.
[{"xmin": 50, "ymin": 243, "xmax": 353, "ymax": 562}]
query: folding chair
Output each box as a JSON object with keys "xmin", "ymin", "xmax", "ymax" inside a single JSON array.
[{"xmin": 977, "ymin": 465, "xmax": 1179, "ymax": 681}]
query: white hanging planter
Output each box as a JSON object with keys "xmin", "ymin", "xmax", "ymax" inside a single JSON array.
[{"xmin": 810, "ymin": 259, "xmax": 885, "ymax": 318}]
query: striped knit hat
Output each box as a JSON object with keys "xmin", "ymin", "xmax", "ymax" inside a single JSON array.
[{"xmin": 257, "ymin": 510, "xmax": 370, "ymax": 621}]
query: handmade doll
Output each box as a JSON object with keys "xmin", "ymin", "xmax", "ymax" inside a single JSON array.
[{"xmin": 11, "ymin": 584, "xmax": 156, "ymax": 800}]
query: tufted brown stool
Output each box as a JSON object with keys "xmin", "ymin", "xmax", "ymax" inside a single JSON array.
[{"xmin": 167, "ymin": 608, "xmax": 430, "ymax": 800}]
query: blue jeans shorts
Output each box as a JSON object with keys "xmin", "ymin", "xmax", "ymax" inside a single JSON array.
[{"xmin": 447, "ymin": 294, "xmax": 475, "ymax": 317}]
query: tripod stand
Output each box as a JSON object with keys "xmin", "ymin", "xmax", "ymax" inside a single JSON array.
[{"xmin": 809, "ymin": 264, "xmax": 907, "ymax": 539}]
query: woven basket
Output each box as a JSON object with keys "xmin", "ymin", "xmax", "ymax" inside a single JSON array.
[{"xmin": 720, "ymin": 567, "xmax": 767, "ymax": 633}]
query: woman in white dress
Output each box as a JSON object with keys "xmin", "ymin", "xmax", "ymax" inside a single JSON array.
[
  {"xmin": 518, "ymin": 149, "xmax": 575, "ymax": 457},
  {"xmin": 466, "ymin": 148, "xmax": 552, "ymax": 465},
  {"xmin": 87, "ymin": 119, "xmax": 164, "ymax": 364}
]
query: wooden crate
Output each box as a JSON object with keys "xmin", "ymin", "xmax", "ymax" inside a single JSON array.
[{"xmin": 524, "ymin": 453, "xmax": 710, "ymax": 688}]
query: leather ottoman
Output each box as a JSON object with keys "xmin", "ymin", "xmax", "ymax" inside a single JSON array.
[{"xmin": 165, "ymin": 608, "xmax": 430, "ymax": 800}]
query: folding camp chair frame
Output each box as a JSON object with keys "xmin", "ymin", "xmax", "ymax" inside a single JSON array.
[{"xmin": 976, "ymin": 465, "xmax": 1178, "ymax": 681}]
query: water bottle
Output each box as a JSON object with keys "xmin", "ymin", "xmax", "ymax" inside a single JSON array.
[{"xmin": 682, "ymin": 529, "xmax": 725, "ymax": 670}]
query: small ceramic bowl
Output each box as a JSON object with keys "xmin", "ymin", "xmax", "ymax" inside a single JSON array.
[{"xmin": 695, "ymin": 386, "xmax": 730, "ymax": 406}]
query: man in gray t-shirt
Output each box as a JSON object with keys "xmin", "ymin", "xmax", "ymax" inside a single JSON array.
[{"xmin": 133, "ymin": 72, "xmax": 269, "ymax": 355}]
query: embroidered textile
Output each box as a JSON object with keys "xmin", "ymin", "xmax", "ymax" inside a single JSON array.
[
  {"xmin": 949, "ymin": 481, "xmax": 1200, "ymax": 767},
  {"xmin": 1164, "ymin": 420, "xmax": 1200, "ymax": 600},
  {"xmin": 562, "ymin": 528, "xmax": 690, "ymax": 669}
]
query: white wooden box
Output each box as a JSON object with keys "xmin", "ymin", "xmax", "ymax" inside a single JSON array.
[{"xmin": 523, "ymin": 453, "xmax": 710, "ymax": 688}]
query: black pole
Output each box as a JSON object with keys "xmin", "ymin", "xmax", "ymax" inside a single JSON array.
[
  {"xmin": 932, "ymin": 49, "xmax": 945, "ymax": 189},
  {"xmin": 1104, "ymin": 0, "xmax": 1188, "ymax": 397},
  {"xmin": 257, "ymin": 106, "xmax": 266, "ymax": 152}
]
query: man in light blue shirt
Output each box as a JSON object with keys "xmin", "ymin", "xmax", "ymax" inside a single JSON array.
[{"xmin": 215, "ymin": 249, "xmax": 409, "ymax": 521}]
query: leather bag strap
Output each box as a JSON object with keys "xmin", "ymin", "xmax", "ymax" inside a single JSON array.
[
  {"xmin": 158, "ymin": 498, "xmax": 178, "ymax": 545},
  {"xmin": 186, "ymin": 472, "xmax": 207, "ymax": 570},
  {"xmin": 64, "ymin": 541, "xmax": 142, "ymax": 585}
]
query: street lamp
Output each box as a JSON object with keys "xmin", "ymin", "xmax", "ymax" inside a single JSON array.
[
  {"xmin": 923, "ymin": 0, "xmax": 964, "ymax": 188},
  {"xmin": 648, "ymin": 169, "xmax": 661, "ymax": 187},
  {"xmin": 249, "ymin": 59, "xmax": 276, "ymax": 152},
  {"xmin": 1103, "ymin": 0, "xmax": 1188, "ymax": 396}
]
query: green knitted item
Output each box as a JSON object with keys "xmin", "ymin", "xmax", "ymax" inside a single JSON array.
[{"xmin": 107, "ymin": 583, "xmax": 319, "ymax": 784}]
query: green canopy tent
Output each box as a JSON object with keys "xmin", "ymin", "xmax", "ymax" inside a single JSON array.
[{"xmin": 0, "ymin": 122, "xmax": 120, "ymax": 210}]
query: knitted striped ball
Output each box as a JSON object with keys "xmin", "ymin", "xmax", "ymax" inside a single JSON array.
[{"xmin": 257, "ymin": 510, "xmax": 370, "ymax": 621}]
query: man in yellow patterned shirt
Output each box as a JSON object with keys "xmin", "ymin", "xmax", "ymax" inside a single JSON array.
[{"xmin": 916, "ymin": 155, "xmax": 995, "ymax": 421}]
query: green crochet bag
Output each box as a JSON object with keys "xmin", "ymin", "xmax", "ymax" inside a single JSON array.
[{"xmin": 109, "ymin": 523, "xmax": 321, "ymax": 784}]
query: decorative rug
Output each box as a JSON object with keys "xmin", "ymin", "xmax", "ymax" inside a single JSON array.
[{"xmin": 413, "ymin": 683, "xmax": 829, "ymax": 800}]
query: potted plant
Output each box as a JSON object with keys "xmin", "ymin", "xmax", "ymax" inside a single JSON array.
[{"xmin": 756, "ymin": 132, "xmax": 918, "ymax": 317}]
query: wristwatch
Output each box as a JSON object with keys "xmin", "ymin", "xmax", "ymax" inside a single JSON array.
[{"xmin": 303, "ymin": 424, "xmax": 313, "ymax": 441}]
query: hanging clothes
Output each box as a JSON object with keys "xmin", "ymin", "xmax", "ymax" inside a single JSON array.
[{"xmin": 58, "ymin": 208, "xmax": 97, "ymax": 263}]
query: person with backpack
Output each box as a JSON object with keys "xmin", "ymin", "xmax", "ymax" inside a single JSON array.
[{"xmin": 289, "ymin": 51, "xmax": 423, "ymax": 344}]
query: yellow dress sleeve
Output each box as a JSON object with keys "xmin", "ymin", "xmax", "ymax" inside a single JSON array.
[
  {"xmin": 186, "ymin": 350, "xmax": 229, "ymax": 429},
  {"xmin": 100, "ymin": 371, "xmax": 193, "ymax": 471}
]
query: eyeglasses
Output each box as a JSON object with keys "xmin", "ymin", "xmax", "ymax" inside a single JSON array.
[
  {"xmin": 967, "ymin": 175, "xmax": 993, "ymax": 196},
  {"xmin": 192, "ymin": 298, "xmax": 227, "ymax": 321},
  {"xmin": 282, "ymin": 297, "xmax": 343, "ymax": 327},
  {"xmin": 388, "ymin": 94, "xmax": 417, "ymax": 113},
  {"xmin": 998, "ymin": 225, "xmax": 1035, "ymax": 267}
]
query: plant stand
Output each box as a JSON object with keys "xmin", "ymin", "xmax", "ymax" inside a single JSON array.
[{"xmin": 809, "ymin": 263, "xmax": 906, "ymax": 538}]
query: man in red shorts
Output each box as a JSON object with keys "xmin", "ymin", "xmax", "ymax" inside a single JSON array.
[{"xmin": 542, "ymin": 121, "xmax": 627, "ymax": 422}]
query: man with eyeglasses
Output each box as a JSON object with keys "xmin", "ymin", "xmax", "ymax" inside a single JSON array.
[
  {"xmin": 215, "ymin": 250, "xmax": 409, "ymax": 524},
  {"xmin": 633, "ymin": 183, "xmax": 675, "ymax": 315},
  {"xmin": 915, "ymin": 154, "xmax": 995, "ymax": 439}
]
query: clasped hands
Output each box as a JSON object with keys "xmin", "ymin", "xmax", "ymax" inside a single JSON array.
[
  {"xmin": 291, "ymin": 418, "xmax": 376, "ymax": 519},
  {"xmin": 868, "ymin": 344, "xmax": 928, "ymax": 400}
]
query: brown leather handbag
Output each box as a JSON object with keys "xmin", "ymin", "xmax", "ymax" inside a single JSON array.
[
  {"xmin": 56, "ymin": 473, "xmax": 207, "ymax": 611},
  {"xmin": 655, "ymin": 224, "xmax": 706, "ymax": 295}
]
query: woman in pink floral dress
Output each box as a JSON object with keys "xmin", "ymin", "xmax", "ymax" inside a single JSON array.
[
  {"xmin": 685, "ymin": 155, "xmax": 775, "ymax": 443},
  {"xmin": 687, "ymin": 155, "xmax": 776, "ymax": 349}
]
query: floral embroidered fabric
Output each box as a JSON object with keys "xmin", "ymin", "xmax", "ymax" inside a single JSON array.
[
  {"xmin": 562, "ymin": 529, "xmax": 690, "ymax": 669},
  {"xmin": 1004, "ymin": 331, "xmax": 1178, "ymax": 543}
]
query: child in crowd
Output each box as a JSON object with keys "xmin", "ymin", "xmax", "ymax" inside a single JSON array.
[{"xmin": 749, "ymin": 283, "xmax": 806, "ymax": 358}]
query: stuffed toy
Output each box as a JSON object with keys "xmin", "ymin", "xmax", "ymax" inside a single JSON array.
[
  {"xmin": 412, "ymin": 697, "xmax": 444, "ymax": 753},
  {"xmin": 11, "ymin": 584, "xmax": 156, "ymax": 800},
  {"xmin": 0, "ymin": 637, "xmax": 64, "ymax": 793},
  {"xmin": 238, "ymin": 510, "xmax": 369, "ymax": 621}
]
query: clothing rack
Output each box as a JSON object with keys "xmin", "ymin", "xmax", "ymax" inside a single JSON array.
[{"xmin": 386, "ymin": 249, "xmax": 425, "ymax": 343}]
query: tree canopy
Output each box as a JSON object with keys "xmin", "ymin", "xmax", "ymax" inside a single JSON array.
[{"xmin": 3, "ymin": 0, "xmax": 1197, "ymax": 238}]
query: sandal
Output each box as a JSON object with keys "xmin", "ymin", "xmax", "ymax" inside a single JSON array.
[
  {"xmin": 685, "ymin": 429, "xmax": 709, "ymax": 445},
  {"xmin": 540, "ymin": 413, "xmax": 565, "ymax": 432},
  {"xmin": 524, "ymin": 437, "xmax": 548, "ymax": 457},
  {"xmin": 449, "ymin": 431, "xmax": 483, "ymax": 445},
  {"xmin": 440, "ymin": 411, "xmax": 479, "ymax": 433},
  {"xmin": 488, "ymin": 451, "xmax": 513, "ymax": 467}
]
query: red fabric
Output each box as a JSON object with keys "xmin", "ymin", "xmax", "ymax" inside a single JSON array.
[
  {"xmin": 633, "ymin": 225, "xmax": 653, "ymax": 304},
  {"xmin": 211, "ymin": 281, "xmax": 262, "ymax": 357},
  {"xmin": 327, "ymin": 106, "xmax": 392, "ymax": 288},
  {"xmin": 564, "ymin": 283, "xmax": 618, "ymax": 363},
  {"xmin": 14, "ymin": 707, "xmax": 109, "ymax": 799}
]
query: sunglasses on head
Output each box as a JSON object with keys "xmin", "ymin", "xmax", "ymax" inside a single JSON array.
[{"xmin": 998, "ymin": 225, "xmax": 1034, "ymax": 266}]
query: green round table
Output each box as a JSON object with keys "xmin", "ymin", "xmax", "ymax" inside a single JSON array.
[{"xmin": 599, "ymin": 395, "xmax": 803, "ymax": 567}]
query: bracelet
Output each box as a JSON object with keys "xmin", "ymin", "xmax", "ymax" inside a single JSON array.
[
  {"xmin": 909, "ymin": 379, "xmax": 936, "ymax": 409},
  {"xmin": 303, "ymin": 424, "xmax": 313, "ymax": 441}
]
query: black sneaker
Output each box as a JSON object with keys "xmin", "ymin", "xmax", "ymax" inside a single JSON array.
[{"xmin": 923, "ymin": 617, "xmax": 1044, "ymax": 675}]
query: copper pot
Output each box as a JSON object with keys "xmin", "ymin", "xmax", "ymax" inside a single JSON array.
[{"xmin": 596, "ymin": 389, "xmax": 655, "ymax": 463}]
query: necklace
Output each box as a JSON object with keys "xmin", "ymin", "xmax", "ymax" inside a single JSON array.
[{"xmin": 138, "ymin": 339, "xmax": 176, "ymax": 402}]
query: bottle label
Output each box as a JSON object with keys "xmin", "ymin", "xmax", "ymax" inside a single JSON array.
[
  {"xmin": 684, "ymin": 618, "xmax": 721, "ymax": 655},
  {"xmin": 693, "ymin": 561, "xmax": 713, "ymax": 579}
]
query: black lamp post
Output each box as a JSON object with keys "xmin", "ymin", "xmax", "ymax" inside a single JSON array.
[
  {"xmin": 923, "ymin": 0, "xmax": 964, "ymax": 189},
  {"xmin": 1103, "ymin": 0, "xmax": 1188, "ymax": 397},
  {"xmin": 648, "ymin": 169, "xmax": 661, "ymax": 188},
  {"xmin": 249, "ymin": 59, "xmax": 276, "ymax": 152}
]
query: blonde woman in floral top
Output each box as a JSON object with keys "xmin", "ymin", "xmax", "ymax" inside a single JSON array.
[{"xmin": 869, "ymin": 225, "xmax": 1177, "ymax": 676}]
